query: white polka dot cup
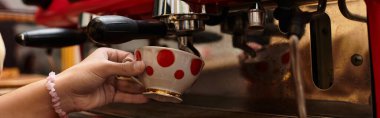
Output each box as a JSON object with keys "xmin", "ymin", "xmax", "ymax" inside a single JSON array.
[{"xmin": 134, "ymin": 46, "xmax": 204, "ymax": 103}]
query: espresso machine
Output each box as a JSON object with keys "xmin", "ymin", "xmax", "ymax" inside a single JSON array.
[{"xmin": 14, "ymin": 0, "xmax": 380, "ymax": 117}]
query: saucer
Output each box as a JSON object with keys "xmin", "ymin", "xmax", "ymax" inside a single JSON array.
[{"xmin": 143, "ymin": 88, "xmax": 183, "ymax": 103}]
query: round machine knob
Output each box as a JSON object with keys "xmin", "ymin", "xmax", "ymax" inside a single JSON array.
[{"xmin": 248, "ymin": 2, "xmax": 265, "ymax": 30}]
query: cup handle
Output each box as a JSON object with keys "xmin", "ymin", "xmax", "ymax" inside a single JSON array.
[
  {"xmin": 116, "ymin": 76, "xmax": 144, "ymax": 86},
  {"xmin": 130, "ymin": 76, "xmax": 144, "ymax": 86},
  {"xmin": 118, "ymin": 57, "xmax": 144, "ymax": 86}
]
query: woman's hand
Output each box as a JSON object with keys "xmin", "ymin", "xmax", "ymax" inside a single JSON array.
[{"xmin": 55, "ymin": 48, "xmax": 148, "ymax": 112}]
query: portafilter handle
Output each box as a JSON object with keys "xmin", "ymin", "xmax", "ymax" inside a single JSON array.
[
  {"xmin": 86, "ymin": 15, "xmax": 167, "ymax": 44},
  {"xmin": 15, "ymin": 28, "xmax": 86, "ymax": 48}
]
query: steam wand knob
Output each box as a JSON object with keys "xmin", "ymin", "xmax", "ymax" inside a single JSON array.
[{"xmin": 248, "ymin": 1, "xmax": 266, "ymax": 30}]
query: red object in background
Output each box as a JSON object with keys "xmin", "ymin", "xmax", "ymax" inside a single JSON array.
[
  {"xmin": 365, "ymin": 0, "xmax": 380, "ymax": 117},
  {"xmin": 34, "ymin": 0, "xmax": 253, "ymax": 27},
  {"xmin": 35, "ymin": 0, "xmax": 154, "ymax": 27}
]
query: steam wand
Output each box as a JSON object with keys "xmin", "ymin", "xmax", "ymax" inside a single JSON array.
[
  {"xmin": 288, "ymin": 13, "xmax": 308, "ymax": 118},
  {"xmin": 274, "ymin": 1, "xmax": 310, "ymax": 117},
  {"xmin": 289, "ymin": 35, "xmax": 306, "ymax": 118},
  {"xmin": 276, "ymin": 0, "xmax": 331, "ymax": 117}
]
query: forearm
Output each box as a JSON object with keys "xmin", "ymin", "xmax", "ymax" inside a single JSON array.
[{"xmin": 0, "ymin": 79, "xmax": 73, "ymax": 118}]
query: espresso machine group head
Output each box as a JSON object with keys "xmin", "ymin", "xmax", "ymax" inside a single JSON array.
[
  {"xmin": 85, "ymin": 0, "xmax": 269, "ymax": 58},
  {"xmin": 152, "ymin": 0, "xmax": 208, "ymax": 56},
  {"xmin": 85, "ymin": 0, "xmax": 211, "ymax": 57}
]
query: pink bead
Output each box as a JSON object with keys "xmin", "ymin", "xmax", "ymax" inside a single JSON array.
[
  {"xmin": 49, "ymin": 91, "xmax": 57, "ymax": 97},
  {"xmin": 49, "ymin": 72, "xmax": 55, "ymax": 76},
  {"xmin": 52, "ymin": 97, "xmax": 59, "ymax": 103},
  {"xmin": 46, "ymin": 71, "xmax": 67, "ymax": 118},
  {"xmin": 46, "ymin": 85, "xmax": 52, "ymax": 90},
  {"xmin": 55, "ymin": 109, "xmax": 62, "ymax": 113},
  {"xmin": 53, "ymin": 102, "xmax": 61, "ymax": 107}
]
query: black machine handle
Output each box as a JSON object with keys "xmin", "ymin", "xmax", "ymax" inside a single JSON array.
[
  {"xmin": 87, "ymin": 15, "xmax": 167, "ymax": 44},
  {"xmin": 310, "ymin": 12, "xmax": 334, "ymax": 89},
  {"xmin": 15, "ymin": 28, "xmax": 87, "ymax": 48},
  {"xmin": 22, "ymin": 0, "xmax": 52, "ymax": 9}
]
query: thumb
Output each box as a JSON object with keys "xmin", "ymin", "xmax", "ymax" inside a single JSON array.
[{"xmin": 108, "ymin": 61, "xmax": 146, "ymax": 77}]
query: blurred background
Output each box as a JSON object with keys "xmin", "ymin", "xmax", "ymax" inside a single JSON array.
[{"xmin": 0, "ymin": 0, "xmax": 47, "ymax": 75}]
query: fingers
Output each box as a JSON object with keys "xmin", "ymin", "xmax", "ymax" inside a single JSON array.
[
  {"xmin": 93, "ymin": 47, "xmax": 135, "ymax": 63},
  {"xmin": 113, "ymin": 91, "xmax": 149, "ymax": 104},
  {"xmin": 85, "ymin": 48, "xmax": 145, "ymax": 79},
  {"xmin": 107, "ymin": 48, "xmax": 135, "ymax": 63},
  {"xmin": 107, "ymin": 61, "xmax": 146, "ymax": 77},
  {"xmin": 116, "ymin": 77, "xmax": 145, "ymax": 94}
]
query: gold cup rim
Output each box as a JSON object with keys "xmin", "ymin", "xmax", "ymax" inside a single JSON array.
[{"xmin": 145, "ymin": 88, "xmax": 181, "ymax": 98}]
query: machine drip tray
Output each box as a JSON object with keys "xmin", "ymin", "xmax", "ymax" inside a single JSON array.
[{"xmin": 69, "ymin": 94, "xmax": 372, "ymax": 118}]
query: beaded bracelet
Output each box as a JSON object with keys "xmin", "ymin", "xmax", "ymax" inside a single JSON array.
[{"xmin": 46, "ymin": 72, "xmax": 68, "ymax": 118}]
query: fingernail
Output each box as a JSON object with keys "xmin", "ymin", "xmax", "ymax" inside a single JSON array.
[{"xmin": 134, "ymin": 61, "xmax": 144, "ymax": 70}]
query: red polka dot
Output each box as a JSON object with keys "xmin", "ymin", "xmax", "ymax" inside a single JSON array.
[
  {"xmin": 281, "ymin": 52, "xmax": 290, "ymax": 64},
  {"xmin": 135, "ymin": 50, "xmax": 141, "ymax": 61},
  {"xmin": 157, "ymin": 49, "xmax": 175, "ymax": 67},
  {"xmin": 146, "ymin": 66, "xmax": 154, "ymax": 76},
  {"xmin": 174, "ymin": 70, "xmax": 184, "ymax": 80},
  {"xmin": 190, "ymin": 59, "xmax": 203, "ymax": 75}
]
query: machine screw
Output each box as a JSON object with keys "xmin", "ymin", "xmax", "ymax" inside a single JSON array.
[{"xmin": 351, "ymin": 54, "xmax": 363, "ymax": 66}]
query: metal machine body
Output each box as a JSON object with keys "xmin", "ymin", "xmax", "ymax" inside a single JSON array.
[{"xmin": 16, "ymin": 0, "xmax": 380, "ymax": 117}]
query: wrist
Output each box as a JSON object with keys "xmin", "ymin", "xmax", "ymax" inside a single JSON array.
[
  {"xmin": 51, "ymin": 72, "xmax": 77, "ymax": 113},
  {"xmin": 0, "ymin": 79, "xmax": 62, "ymax": 118}
]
